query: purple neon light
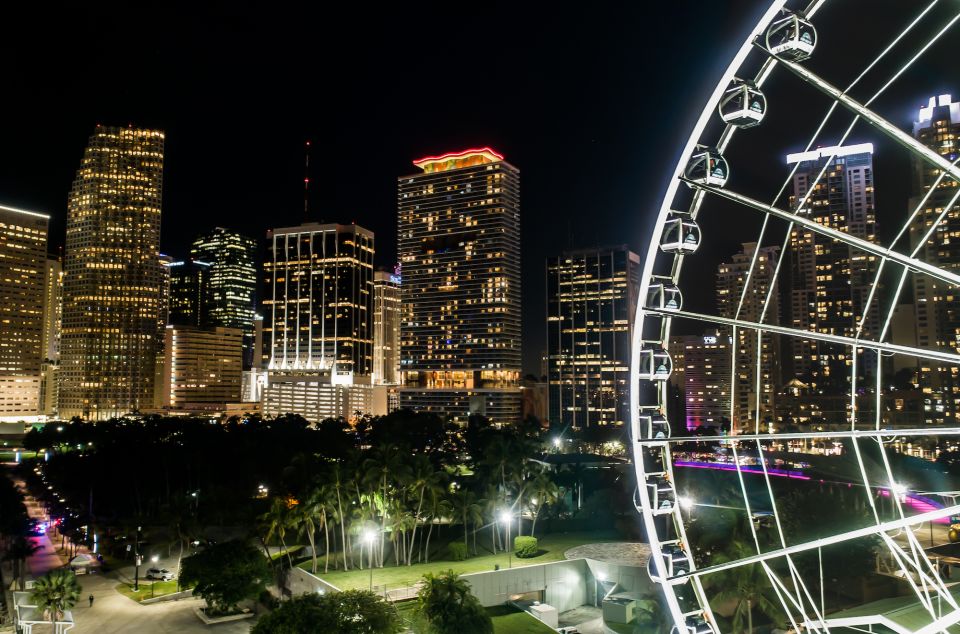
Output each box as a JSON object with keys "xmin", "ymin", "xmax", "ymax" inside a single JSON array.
[{"xmin": 674, "ymin": 460, "xmax": 810, "ymax": 480}]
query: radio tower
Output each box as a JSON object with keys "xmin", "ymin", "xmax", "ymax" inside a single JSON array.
[{"xmin": 303, "ymin": 140, "xmax": 311, "ymax": 219}]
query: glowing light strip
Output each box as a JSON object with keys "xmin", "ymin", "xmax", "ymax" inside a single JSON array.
[
  {"xmin": 786, "ymin": 142, "xmax": 874, "ymax": 163},
  {"xmin": 412, "ymin": 147, "xmax": 504, "ymax": 168},
  {"xmin": 0, "ymin": 203, "xmax": 49, "ymax": 219},
  {"xmin": 638, "ymin": 427, "xmax": 960, "ymax": 445},
  {"xmin": 674, "ymin": 460, "xmax": 810, "ymax": 480}
]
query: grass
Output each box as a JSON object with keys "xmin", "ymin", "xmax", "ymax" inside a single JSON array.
[
  {"xmin": 115, "ymin": 580, "xmax": 183, "ymax": 602},
  {"xmin": 488, "ymin": 606, "xmax": 557, "ymax": 634},
  {"xmin": 306, "ymin": 531, "xmax": 618, "ymax": 591}
]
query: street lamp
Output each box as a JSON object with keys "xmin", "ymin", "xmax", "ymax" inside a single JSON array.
[
  {"xmin": 499, "ymin": 511, "xmax": 513, "ymax": 569},
  {"xmin": 133, "ymin": 525, "xmax": 142, "ymax": 592},
  {"xmin": 362, "ymin": 529, "xmax": 377, "ymax": 591},
  {"xmin": 678, "ymin": 496, "xmax": 694, "ymax": 522},
  {"xmin": 150, "ymin": 556, "xmax": 159, "ymax": 598}
]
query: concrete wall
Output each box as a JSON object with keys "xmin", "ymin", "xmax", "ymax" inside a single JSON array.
[
  {"xmin": 285, "ymin": 566, "xmax": 341, "ymax": 597},
  {"xmin": 583, "ymin": 559, "xmax": 652, "ymax": 596},
  {"xmin": 462, "ymin": 559, "xmax": 591, "ymax": 614}
]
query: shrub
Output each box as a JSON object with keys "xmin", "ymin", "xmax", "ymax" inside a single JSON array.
[
  {"xmin": 514, "ymin": 536, "xmax": 538, "ymax": 558},
  {"xmin": 448, "ymin": 542, "xmax": 468, "ymax": 561}
]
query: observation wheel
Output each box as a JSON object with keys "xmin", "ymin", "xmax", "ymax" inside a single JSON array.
[{"xmin": 630, "ymin": 1, "xmax": 960, "ymax": 632}]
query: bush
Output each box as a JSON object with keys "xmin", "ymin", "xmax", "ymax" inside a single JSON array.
[
  {"xmin": 448, "ymin": 542, "xmax": 468, "ymax": 561},
  {"xmin": 251, "ymin": 590, "xmax": 400, "ymax": 634},
  {"xmin": 514, "ymin": 536, "xmax": 538, "ymax": 558}
]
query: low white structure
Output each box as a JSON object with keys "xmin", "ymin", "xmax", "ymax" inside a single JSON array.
[{"xmin": 461, "ymin": 559, "xmax": 591, "ymax": 613}]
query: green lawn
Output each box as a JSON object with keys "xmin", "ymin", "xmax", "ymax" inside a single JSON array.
[
  {"xmin": 115, "ymin": 580, "xmax": 182, "ymax": 602},
  {"xmin": 488, "ymin": 606, "xmax": 557, "ymax": 634},
  {"xmin": 307, "ymin": 531, "xmax": 618, "ymax": 591}
]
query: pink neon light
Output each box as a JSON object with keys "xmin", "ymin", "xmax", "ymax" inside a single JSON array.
[
  {"xmin": 674, "ymin": 460, "xmax": 810, "ymax": 480},
  {"xmin": 412, "ymin": 147, "xmax": 504, "ymax": 166}
]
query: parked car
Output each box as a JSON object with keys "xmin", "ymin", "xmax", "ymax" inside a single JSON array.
[
  {"xmin": 558, "ymin": 627, "xmax": 580, "ymax": 634},
  {"xmin": 146, "ymin": 568, "xmax": 174, "ymax": 581}
]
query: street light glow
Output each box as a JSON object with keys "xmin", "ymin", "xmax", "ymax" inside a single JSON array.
[
  {"xmin": 679, "ymin": 496, "xmax": 694, "ymax": 510},
  {"xmin": 892, "ymin": 483, "xmax": 908, "ymax": 497},
  {"xmin": 362, "ymin": 529, "xmax": 377, "ymax": 545},
  {"xmin": 499, "ymin": 511, "xmax": 511, "ymax": 524},
  {"xmin": 151, "ymin": 555, "xmax": 159, "ymax": 563}
]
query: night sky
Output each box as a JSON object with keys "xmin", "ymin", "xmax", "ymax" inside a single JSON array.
[{"xmin": 3, "ymin": 1, "xmax": 956, "ymax": 374}]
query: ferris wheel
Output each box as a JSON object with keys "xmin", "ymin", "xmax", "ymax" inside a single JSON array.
[{"xmin": 630, "ymin": 1, "xmax": 960, "ymax": 632}]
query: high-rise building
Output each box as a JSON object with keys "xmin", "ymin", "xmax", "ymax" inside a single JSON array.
[
  {"xmin": 716, "ymin": 242, "xmax": 780, "ymax": 429},
  {"xmin": 546, "ymin": 246, "xmax": 640, "ymax": 428},
  {"xmin": 262, "ymin": 223, "xmax": 375, "ymax": 420},
  {"xmin": 669, "ymin": 330, "xmax": 732, "ymax": 430},
  {"xmin": 191, "ymin": 228, "xmax": 258, "ymax": 368},
  {"xmin": 39, "ymin": 256, "xmax": 62, "ymax": 418},
  {"xmin": 165, "ymin": 259, "xmax": 212, "ymax": 327},
  {"xmin": 161, "ymin": 325, "xmax": 243, "ymax": 411},
  {"xmin": 909, "ymin": 94, "xmax": 960, "ymax": 423},
  {"xmin": 0, "ymin": 205, "xmax": 49, "ymax": 420},
  {"xmin": 372, "ymin": 269, "xmax": 401, "ymax": 385},
  {"xmin": 59, "ymin": 126, "xmax": 165, "ymax": 420},
  {"xmin": 398, "ymin": 148, "xmax": 522, "ymax": 424},
  {"xmin": 786, "ymin": 143, "xmax": 879, "ymax": 389}
]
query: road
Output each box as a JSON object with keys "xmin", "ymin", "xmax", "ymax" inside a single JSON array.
[{"xmin": 13, "ymin": 478, "xmax": 257, "ymax": 633}]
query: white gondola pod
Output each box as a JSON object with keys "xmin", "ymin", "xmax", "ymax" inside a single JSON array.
[
  {"xmin": 766, "ymin": 11, "xmax": 816, "ymax": 61},
  {"xmin": 648, "ymin": 543, "xmax": 691, "ymax": 583},
  {"xmin": 646, "ymin": 281, "xmax": 683, "ymax": 311},
  {"xmin": 646, "ymin": 474, "xmax": 675, "ymax": 514},
  {"xmin": 718, "ymin": 81, "xmax": 766, "ymax": 128},
  {"xmin": 660, "ymin": 213, "xmax": 701, "ymax": 254},
  {"xmin": 683, "ymin": 149, "xmax": 728, "ymax": 188},
  {"xmin": 638, "ymin": 347, "xmax": 673, "ymax": 381},
  {"xmin": 639, "ymin": 412, "xmax": 671, "ymax": 441}
]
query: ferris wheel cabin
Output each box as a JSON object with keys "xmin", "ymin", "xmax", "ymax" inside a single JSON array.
[
  {"xmin": 660, "ymin": 213, "xmax": 701, "ymax": 254},
  {"xmin": 646, "ymin": 280, "xmax": 684, "ymax": 311},
  {"xmin": 638, "ymin": 347, "xmax": 673, "ymax": 380},
  {"xmin": 718, "ymin": 81, "xmax": 767, "ymax": 128},
  {"xmin": 684, "ymin": 149, "xmax": 729, "ymax": 188},
  {"xmin": 766, "ymin": 12, "xmax": 816, "ymax": 61}
]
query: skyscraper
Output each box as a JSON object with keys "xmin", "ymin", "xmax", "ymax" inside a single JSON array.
[
  {"xmin": 262, "ymin": 222, "xmax": 375, "ymax": 420},
  {"xmin": 546, "ymin": 246, "xmax": 640, "ymax": 428},
  {"xmin": 161, "ymin": 325, "xmax": 243, "ymax": 411},
  {"xmin": 716, "ymin": 242, "xmax": 780, "ymax": 429},
  {"xmin": 59, "ymin": 126, "xmax": 165, "ymax": 420},
  {"xmin": 909, "ymin": 94, "xmax": 960, "ymax": 424},
  {"xmin": 39, "ymin": 256, "xmax": 62, "ymax": 417},
  {"xmin": 398, "ymin": 148, "xmax": 522, "ymax": 424},
  {"xmin": 191, "ymin": 228, "xmax": 258, "ymax": 368},
  {"xmin": 0, "ymin": 204, "xmax": 49, "ymax": 419},
  {"xmin": 668, "ymin": 330, "xmax": 732, "ymax": 430},
  {"xmin": 786, "ymin": 143, "xmax": 878, "ymax": 389},
  {"xmin": 372, "ymin": 269, "xmax": 401, "ymax": 385},
  {"xmin": 165, "ymin": 259, "xmax": 212, "ymax": 327}
]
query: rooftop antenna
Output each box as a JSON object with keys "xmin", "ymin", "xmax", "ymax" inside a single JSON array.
[{"xmin": 304, "ymin": 140, "xmax": 311, "ymax": 220}]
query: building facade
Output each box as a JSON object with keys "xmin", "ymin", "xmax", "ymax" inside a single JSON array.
[
  {"xmin": 0, "ymin": 205, "xmax": 49, "ymax": 419},
  {"xmin": 262, "ymin": 223, "xmax": 375, "ymax": 420},
  {"xmin": 372, "ymin": 269, "xmax": 401, "ymax": 385},
  {"xmin": 39, "ymin": 256, "xmax": 62, "ymax": 417},
  {"xmin": 716, "ymin": 242, "xmax": 780, "ymax": 430},
  {"xmin": 546, "ymin": 246, "xmax": 640, "ymax": 428},
  {"xmin": 668, "ymin": 330, "xmax": 732, "ymax": 430},
  {"xmin": 909, "ymin": 95, "xmax": 960, "ymax": 424},
  {"xmin": 58, "ymin": 126, "xmax": 165, "ymax": 420},
  {"xmin": 398, "ymin": 148, "xmax": 522, "ymax": 424},
  {"xmin": 787, "ymin": 143, "xmax": 879, "ymax": 390},
  {"xmin": 166, "ymin": 259, "xmax": 212, "ymax": 327},
  {"xmin": 161, "ymin": 325, "xmax": 243, "ymax": 411},
  {"xmin": 191, "ymin": 228, "xmax": 258, "ymax": 368}
]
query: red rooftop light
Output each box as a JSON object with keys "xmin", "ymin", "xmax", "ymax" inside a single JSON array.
[{"xmin": 413, "ymin": 147, "xmax": 504, "ymax": 167}]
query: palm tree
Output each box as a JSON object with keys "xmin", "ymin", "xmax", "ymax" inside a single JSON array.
[
  {"xmin": 261, "ymin": 497, "xmax": 296, "ymax": 568},
  {"xmin": 449, "ymin": 490, "xmax": 483, "ymax": 556},
  {"xmin": 708, "ymin": 540, "xmax": 783, "ymax": 633},
  {"xmin": 422, "ymin": 489, "xmax": 452, "ymax": 564},
  {"xmin": 418, "ymin": 570, "xmax": 492, "ymax": 634},
  {"xmin": 363, "ymin": 446, "xmax": 411, "ymax": 567},
  {"xmin": 331, "ymin": 461, "xmax": 351, "ymax": 571},
  {"xmin": 293, "ymin": 488, "xmax": 323, "ymax": 574},
  {"xmin": 406, "ymin": 455, "xmax": 445, "ymax": 566},
  {"xmin": 31, "ymin": 568, "xmax": 81, "ymax": 633},
  {"xmin": 528, "ymin": 471, "xmax": 559, "ymax": 537}
]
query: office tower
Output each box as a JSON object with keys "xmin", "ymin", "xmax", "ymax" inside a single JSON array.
[
  {"xmin": 191, "ymin": 228, "xmax": 258, "ymax": 368},
  {"xmin": 39, "ymin": 256, "xmax": 62, "ymax": 417},
  {"xmin": 398, "ymin": 148, "xmax": 522, "ymax": 424},
  {"xmin": 786, "ymin": 143, "xmax": 878, "ymax": 389},
  {"xmin": 262, "ymin": 223, "xmax": 375, "ymax": 420},
  {"xmin": 910, "ymin": 95, "xmax": 960, "ymax": 423},
  {"xmin": 668, "ymin": 330, "xmax": 732, "ymax": 430},
  {"xmin": 166, "ymin": 259, "xmax": 212, "ymax": 327},
  {"xmin": 372, "ymin": 269, "xmax": 401, "ymax": 385},
  {"xmin": 59, "ymin": 126, "xmax": 165, "ymax": 420},
  {"xmin": 161, "ymin": 325, "xmax": 243, "ymax": 411},
  {"xmin": 716, "ymin": 242, "xmax": 780, "ymax": 429},
  {"xmin": 546, "ymin": 246, "xmax": 640, "ymax": 428},
  {"xmin": 0, "ymin": 205, "xmax": 49, "ymax": 419}
]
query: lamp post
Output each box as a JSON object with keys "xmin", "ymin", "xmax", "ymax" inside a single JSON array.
[
  {"xmin": 363, "ymin": 530, "xmax": 377, "ymax": 591},
  {"xmin": 499, "ymin": 511, "xmax": 512, "ymax": 569},
  {"xmin": 678, "ymin": 496, "xmax": 694, "ymax": 523},
  {"xmin": 133, "ymin": 525, "xmax": 142, "ymax": 592}
]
